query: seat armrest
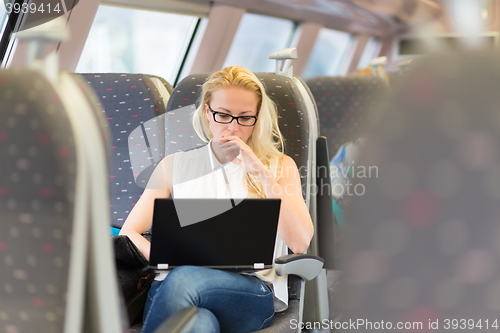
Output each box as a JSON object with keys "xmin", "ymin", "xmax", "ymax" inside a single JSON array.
[{"xmin": 274, "ymin": 254, "xmax": 324, "ymax": 281}]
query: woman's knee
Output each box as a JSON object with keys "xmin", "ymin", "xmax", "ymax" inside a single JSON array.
[{"xmin": 189, "ymin": 308, "xmax": 220, "ymax": 333}]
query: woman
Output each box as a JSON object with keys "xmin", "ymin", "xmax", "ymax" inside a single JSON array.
[{"xmin": 120, "ymin": 66, "xmax": 314, "ymax": 333}]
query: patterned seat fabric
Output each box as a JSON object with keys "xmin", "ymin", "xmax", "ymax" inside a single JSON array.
[
  {"xmin": 78, "ymin": 73, "xmax": 169, "ymax": 228},
  {"xmin": 341, "ymin": 51, "xmax": 500, "ymax": 330},
  {"xmin": 164, "ymin": 73, "xmax": 315, "ymax": 332},
  {"xmin": 306, "ymin": 76, "xmax": 389, "ymax": 159},
  {"xmin": 306, "ymin": 76, "xmax": 388, "ymax": 321},
  {"xmin": 0, "ymin": 69, "xmax": 77, "ymax": 332}
]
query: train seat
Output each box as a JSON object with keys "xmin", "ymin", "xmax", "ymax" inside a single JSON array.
[
  {"xmin": 127, "ymin": 70, "xmax": 329, "ymax": 332},
  {"xmin": 75, "ymin": 73, "xmax": 176, "ymax": 325},
  {"xmin": 0, "ymin": 67, "xmax": 201, "ymax": 333},
  {"xmin": 76, "ymin": 73, "xmax": 172, "ymax": 230},
  {"xmin": 0, "ymin": 61, "xmax": 132, "ymax": 332},
  {"xmin": 305, "ymin": 75, "xmax": 389, "ymax": 322},
  {"xmin": 340, "ymin": 51, "xmax": 500, "ymax": 331},
  {"xmin": 305, "ymin": 76, "xmax": 389, "ymax": 162},
  {"xmin": 0, "ymin": 69, "xmax": 83, "ymax": 333}
]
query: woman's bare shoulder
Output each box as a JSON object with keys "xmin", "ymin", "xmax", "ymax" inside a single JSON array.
[
  {"xmin": 280, "ymin": 154, "xmax": 299, "ymax": 173},
  {"xmin": 282, "ymin": 154, "xmax": 297, "ymax": 167},
  {"xmin": 164, "ymin": 153, "xmax": 175, "ymax": 164},
  {"xmin": 275, "ymin": 154, "xmax": 299, "ymax": 181}
]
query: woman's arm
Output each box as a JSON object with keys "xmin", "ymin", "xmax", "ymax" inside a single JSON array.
[
  {"xmin": 119, "ymin": 154, "xmax": 174, "ymax": 260},
  {"xmin": 257, "ymin": 155, "xmax": 314, "ymax": 254}
]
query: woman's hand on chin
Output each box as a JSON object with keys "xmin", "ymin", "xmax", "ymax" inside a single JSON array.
[{"xmin": 218, "ymin": 136, "xmax": 266, "ymax": 176}]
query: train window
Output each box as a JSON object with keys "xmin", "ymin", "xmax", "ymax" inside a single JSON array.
[
  {"xmin": 76, "ymin": 5, "xmax": 199, "ymax": 83},
  {"xmin": 302, "ymin": 28, "xmax": 355, "ymax": 78},
  {"xmin": 0, "ymin": 0, "xmax": 16, "ymax": 67},
  {"xmin": 223, "ymin": 13, "xmax": 295, "ymax": 72},
  {"xmin": 0, "ymin": 3, "xmax": 7, "ymax": 34},
  {"xmin": 356, "ymin": 37, "xmax": 381, "ymax": 69}
]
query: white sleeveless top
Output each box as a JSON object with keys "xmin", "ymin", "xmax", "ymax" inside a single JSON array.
[{"xmin": 156, "ymin": 141, "xmax": 289, "ymax": 312}]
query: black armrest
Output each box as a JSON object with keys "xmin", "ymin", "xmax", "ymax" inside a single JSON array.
[
  {"xmin": 317, "ymin": 136, "xmax": 336, "ymax": 269},
  {"xmin": 153, "ymin": 307, "xmax": 198, "ymax": 333},
  {"xmin": 275, "ymin": 254, "xmax": 324, "ymax": 281}
]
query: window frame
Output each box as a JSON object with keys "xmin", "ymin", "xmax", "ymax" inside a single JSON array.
[
  {"xmin": 222, "ymin": 11, "xmax": 298, "ymax": 73},
  {"xmin": 356, "ymin": 36, "xmax": 382, "ymax": 70},
  {"xmin": 75, "ymin": 3, "xmax": 202, "ymax": 84},
  {"xmin": 302, "ymin": 27, "xmax": 356, "ymax": 79},
  {"xmin": 0, "ymin": 0, "xmax": 27, "ymax": 68}
]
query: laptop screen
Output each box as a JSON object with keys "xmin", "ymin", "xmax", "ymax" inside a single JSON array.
[{"xmin": 149, "ymin": 198, "xmax": 281, "ymax": 271}]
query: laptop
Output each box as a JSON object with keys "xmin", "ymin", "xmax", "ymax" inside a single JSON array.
[{"xmin": 148, "ymin": 198, "xmax": 281, "ymax": 272}]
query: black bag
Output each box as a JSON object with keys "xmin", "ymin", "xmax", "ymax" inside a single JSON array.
[{"xmin": 113, "ymin": 235, "xmax": 155, "ymax": 325}]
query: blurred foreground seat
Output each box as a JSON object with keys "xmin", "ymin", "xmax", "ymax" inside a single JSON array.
[
  {"xmin": 0, "ymin": 69, "xmax": 83, "ymax": 333},
  {"xmin": 340, "ymin": 51, "xmax": 500, "ymax": 332}
]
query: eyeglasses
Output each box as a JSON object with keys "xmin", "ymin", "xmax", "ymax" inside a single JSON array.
[{"xmin": 208, "ymin": 105, "xmax": 258, "ymax": 127}]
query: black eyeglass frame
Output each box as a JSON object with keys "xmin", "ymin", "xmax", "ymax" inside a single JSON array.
[{"xmin": 207, "ymin": 104, "xmax": 258, "ymax": 127}]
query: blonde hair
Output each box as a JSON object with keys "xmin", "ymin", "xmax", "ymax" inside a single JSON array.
[{"xmin": 192, "ymin": 66, "xmax": 284, "ymax": 198}]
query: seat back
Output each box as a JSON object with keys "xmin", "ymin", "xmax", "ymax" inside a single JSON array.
[
  {"xmin": 0, "ymin": 69, "xmax": 82, "ymax": 332},
  {"xmin": 306, "ymin": 75, "xmax": 390, "ymax": 270},
  {"xmin": 60, "ymin": 73, "xmax": 126, "ymax": 333},
  {"xmin": 78, "ymin": 73, "xmax": 170, "ymax": 228},
  {"xmin": 306, "ymin": 76, "xmax": 389, "ymax": 159},
  {"xmin": 341, "ymin": 51, "xmax": 500, "ymax": 329}
]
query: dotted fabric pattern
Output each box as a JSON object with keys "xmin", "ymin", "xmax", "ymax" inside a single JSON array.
[
  {"xmin": 340, "ymin": 52, "xmax": 500, "ymax": 329},
  {"xmin": 295, "ymin": 75, "xmax": 320, "ymax": 127},
  {"xmin": 165, "ymin": 73, "xmax": 312, "ymax": 197},
  {"xmin": 0, "ymin": 69, "xmax": 77, "ymax": 332},
  {"xmin": 306, "ymin": 76, "xmax": 389, "ymax": 159},
  {"xmin": 71, "ymin": 74, "xmax": 112, "ymax": 164},
  {"xmin": 78, "ymin": 73, "xmax": 168, "ymax": 228}
]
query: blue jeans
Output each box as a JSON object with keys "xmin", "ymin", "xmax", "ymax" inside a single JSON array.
[{"xmin": 141, "ymin": 266, "xmax": 275, "ymax": 333}]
